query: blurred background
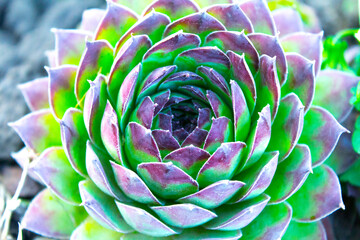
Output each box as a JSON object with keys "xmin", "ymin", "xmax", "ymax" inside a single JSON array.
[{"xmin": 0, "ymin": 0, "xmax": 359, "ymax": 239}]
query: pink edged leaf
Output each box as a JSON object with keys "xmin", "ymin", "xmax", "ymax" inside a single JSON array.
[
  {"xmin": 110, "ymin": 161, "xmax": 163, "ymax": 205},
  {"xmin": 197, "ymin": 142, "xmax": 246, "ymax": 188},
  {"xmin": 197, "ymin": 108, "xmax": 212, "ymax": 131},
  {"xmin": 204, "ymin": 194, "xmax": 269, "ymax": 231},
  {"xmin": 137, "ymin": 162, "xmax": 199, "ymax": 199},
  {"xmin": 18, "ymin": 77, "xmax": 49, "ymax": 111},
  {"xmin": 287, "ymin": 164, "xmax": 344, "ymax": 222},
  {"xmin": 152, "ymin": 129, "xmax": 180, "ymax": 158},
  {"xmin": 117, "ymin": 63, "xmax": 141, "ymax": 132},
  {"xmin": 151, "ymin": 203, "xmax": 217, "ymax": 228},
  {"xmin": 30, "ymin": 147, "xmax": 84, "ymax": 204},
  {"xmin": 239, "ymin": 0, "xmax": 276, "ymax": 35},
  {"xmin": 197, "ymin": 66, "xmax": 230, "ymax": 95},
  {"xmin": 177, "ymin": 180, "xmax": 245, "ymax": 209},
  {"xmin": 9, "ymin": 109, "xmax": 61, "ymax": 154},
  {"xmin": 181, "ymin": 127, "xmax": 208, "ymax": 148},
  {"xmin": 70, "ymin": 217, "xmax": 124, "ymax": 240},
  {"xmin": 248, "ymin": 33, "xmax": 287, "ymax": 85},
  {"xmin": 152, "ymin": 113, "xmax": 173, "ymax": 132},
  {"xmin": 205, "ymin": 31, "xmax": 259, "ymax": 73},
  {"xmin": 163, "ymin": 11, "xmax": 225, "ymax": 42},
  {"xmin": 231, "ymin": 151, "xmax": 278, "ymax": 203},
  {"xmin": 267, "ymin": 93, "xmax": 304, "ymax": 161},
  {"xmin": 115, "ymin": 11, "xmax": 171, "ymax": 53},
  {"xmin": 231, "ymin": 80, "xmax": 251, "ymax": 142},
  {"xmin": 227, "ymin": 51, "xmax": 257, "ymax": 113},
  {"xmin": 203, "ymin": 116, "xmax": 234, "ymax": 154},
  {"xmin": 80, "ymin": 8, "xmax": 106, "ymax": 33},
  {"xmin": 241, "ymin": 202, "xmax": 292, "ymax": 240},
  {"xmin": 281, "ymin": 53, "xmax": 315, "ymax": 112},
  {"xmin": 86, "ymin": 141, "xmax": 129, "ymax": 202},
  {"xmin": 11, "ymin": 147, "xmax": 42, "ymax": 183},
  {"xmin": 60, "ymin": 108, "xmax": 89, "ymax": 176},
  {"xmin": 312, "ymin": 69, "xmax": 360, "ymax": 122},
  {"xmin": 79, "ymin": 180, "xmax": 133, "ymax": 233},
  {"xmin": 206, "ymin": 4, "xmax": 253, "ymax": 33},
  {"xmin": 22, "ymin": 189, "xmax": 87, "ymax": 239},
  {"xmin": 282, "ymin": 221, "xmax": 327, "ymax": 240},
  {"xmin": 108, "ymin": 34, "xmax": 152, "ymax": 103},
  {"xmin": 116, "ymin": 202, "xmax": 178, "ymax": 237},
  {"xmin": 265, "ymin": 144, "xmax": 312, "ymax": 204},
  {"xmin": 94, "ymin": 1, "xmax": 138, "ymax": 47},
  {"xmin": 129, "ymin": 96, "xmax": 155, "ymax": 129},
  {"xmin": 242, "ymin": 105, "xmax": 271, "ymax": 169},
  {"xmin": 143, "ymin": 0, "xmax": 200, "ymax": 21},
  {"xmin": 75, "ymin": 40, "xmax": 114, "ymax": 103},
  {"xmin": 100, "ymin": 101, "xmax": 124, "ymax": 165},
  {"xmin": 52, "ymin": 28, "xmax": 91, "ymax": 66},
  {"xmin": 163, "ymin": 145, "xmax": 210, "ymax": 178},
  {"xmin": 47, "ymin": 65, "xmax": 78, "ymax": 119},
  {"xmin": 152, "ymin": 90, "xmax": 171, "ymax": 116},
  {"xmin": 159, "ymin": 71, "xmax": 205, "ymax": 92},
  {"xmin": 299, "ymin": 106, "xmax": 348, "ymax": 167},
  {"xmin": 83, "ymin": 75, "xmax": 107, "ymax": 148},
  {"xmin": 272, "ymin": 8, "xmax": 304, "ymax": 37},
  {"xmin": 281, "ymin": 31, "xmax": 323, "ymax": 75},
  {"xmin": 253, "ymin": 55, "xmax": 281, "ymax": 121},
  {"xmin": 205, "ymin": 90, "xmax": 232, "ymax": 120},
  {"xmin": 194, "ymin": 0, "xmax": 232, "ymax": 8},
  {"xmin": 124, "ymin": 122, "xmax": 161, "ymax": 169},
  {"xmin": 175, "ymin": 46, "xmax": 231, "ymax": 79}
]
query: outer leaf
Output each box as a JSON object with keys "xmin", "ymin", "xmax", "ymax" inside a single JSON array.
[
  {"xmin": 241, "ymin": 202, "xmax": 292, "ymax": 240},
  {"xmin": 272, "ymin": 8, "xmax": 303, "ymax": 37},
  {"xmin": 287, "ymin": 165, "xmax": 344, "ymax": 222},
  {"xmin": 80, "ymin": 8, "xmax": 106, "ymax": 33},
  {"xmin": 282, "ymin": 221, "xmax": 326, "ymax": 240},
  {"xmin": 18, "ymin": 77, "xmax": 49, "ymax": 111},
  {"xmin": 22, "ymin": 189, "xmax": 87, "ymax": 239}
]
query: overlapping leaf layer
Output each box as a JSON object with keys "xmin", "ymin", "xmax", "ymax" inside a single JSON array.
[{"xmin": 10, "ymin": 0, "xmax": 359, "ymax": 239}]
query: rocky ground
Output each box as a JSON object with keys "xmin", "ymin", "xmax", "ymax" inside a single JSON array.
[{"xmin": 0, "ymin": 0, "xmax": 359, "ymax": 239}]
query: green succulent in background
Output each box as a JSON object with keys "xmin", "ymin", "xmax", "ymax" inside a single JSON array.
[{"xmin": 8, "ymin": 0, "xmax": 359, "ymax": 239}]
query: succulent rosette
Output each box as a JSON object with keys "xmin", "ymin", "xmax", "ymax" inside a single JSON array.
[{"xmin": 9, "ymin": 0, "xmax": 359, "ymax": 239}]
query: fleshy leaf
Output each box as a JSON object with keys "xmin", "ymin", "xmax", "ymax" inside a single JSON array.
[
  {"xmin": 30, "ymin": 147, "xmax": 83, "ymax": 204},
  {"xmin": 197, "ymin": 142, "xmax": 246, "ymax": 188},
  {"xmin": 151, "ymin": 204, "xmax": 217, "ymax": 228},
  {"xmin": 239, "ymin": 0, "xmax": 276, "ymax": 35},
  {"xmin": 79, "ymin": 180, "xmax": 133, "ymax": 233},
  {"xmin": 177, "ymin": 180, "xmax": 244, "ymax": 209},
  {"xmin": 206, "ymin": 4, "xmax": 253, "ymax": 33},
  {"xmin": 231, "ymin": 80, "xmax": 250, "ymax": 142},
  {"xmin": 143, "ymin": 0, "xmax": 200, "ymax": 21},
  {"xmin": 80, "ymin": 8, "xmax": 106, "ymax": 33},
  {"xmin": 137, "ymin": 162, "xmax": 199, "ymax": 199},
  {"xmin": 53, "ymin": 29, "xmax": 90, "ymax": 66},
  {"xmin": 282, "ymin": 221, "xmax": 326, "ymax": 240},
  {"xmin": 248, "ymin": 33, "xmax": 287, "ymax": 85},
  {"xmin": 94, "ymin": 1, "xmax": 138, "ymax": 47},
  {"xmin": 163, "ymin": 12, "xmax": 225, "ymax": 43},
  {"xmin": 281, "ymin": 53, "xmax": 315, "ymax": 112},
  {"xmin": 203, "ymin": 117, "xmax": 234, "ymax": 154},
  {"xmin": 299, "ymin": 106, "xmax": 347, "ymax": 167},
  {"xmin": 75, "ymin": 40, "xmax": 114, "ymax": 103},
  {"xmin": 265, "ymin": 144, "xmax": 312, "ymax": 204},
  {"xmin": 241, "ymin": 202, "xmax": 292, "ymax": 240},
  {"xmin": 267, "ymin": 93, "xmax": 304, "ymax": 161},
  {"xmin": 272, "ymin": 8, "xmax": 304, "ymax": 37},
  {"xmin": 18, "ymin": 77, "xmax": 49, "ymax": 111},
  {"xmin": 287, "ymin": 165, "xmax": 344, "ymax": 222},
  {"xmin": 253, "ymin": 55, "xmax": 280, "ymax": 120},
  {"xmin": 312, "ymin": 69, "xmax": 359, "ymax": 122},
  {"xmin": 204, "ymin": 194, "xmax": 270, "ymax": 231},
  {"xmin": 111, "ymin": 161, "xmax": 162, "ymax": 205},
  {"xmin": 181, "ymin": 128, "xmax": 208, "ymax": 148},
  {"xmin": 231, "ymin": 151, "xmax": 278, "ymax": 202},
  {"xmin": 9, "ymin": 109, "xmax": 61, "ymax": 154},
  {"xmin": 116, "ymin": 202, "xmax": 178, "ymax": 237},
  {"xmin": 124, "ymin": 122, "xmax": 161, "ymax": 169},
  {"xmin": 152, "ymin": 129, "xmax": 181, "ymax": 158},
  {"xmin": 281, "ymin": 32, "xmax": 323, "ymax": 75},
  {"xmin": 205, "ymin": 90, "xmax": 232, "ymax": 120},
  {"xmin": 163, "ymin": 145, "xmax": 210, "ymax": 178},
  {"xmin": 47, "ymin": 65, "xmax": 78, "ymax": 119},
  {"xmin": 60, "ymin": 108, "xmax": 88, "ymax": 176},
  {"xmin": 22, "ymin": 189, "xmax": 87, "ymax": 239},
  {"xmin": 108, "ymin": 35, "xmax": 152, "ymax": 103},
  {"xmin": 70, "ymin": 217, "xmax": 124, "ymax": 240}
]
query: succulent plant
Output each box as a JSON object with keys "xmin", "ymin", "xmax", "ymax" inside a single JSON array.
[{"xmin": 9, "ymin": 0, "xmax": 359, "ymax": 239}]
